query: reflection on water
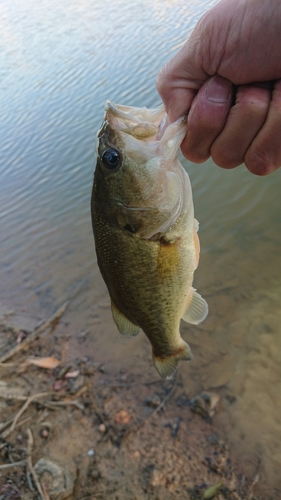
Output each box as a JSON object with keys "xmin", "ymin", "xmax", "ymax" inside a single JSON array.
[{"xmin": 0, "ymin": 0, "xmax": 281, "ymax": 494}]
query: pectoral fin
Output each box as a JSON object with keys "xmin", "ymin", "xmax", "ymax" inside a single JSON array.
[
  {"xmin": 153, "ymin": 340, "xmax": 193, "ymax": 379},
  {"xmin": 111, "ymin": 301, "xmax": 140, "ymax": 337},
  {"xmin": 182, "ymin": 288, "xmax": 208, "ymax": 325}
]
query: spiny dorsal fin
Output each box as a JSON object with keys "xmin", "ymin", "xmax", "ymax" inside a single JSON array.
[
  {"xmin": 111, "ymin": 301, "xmax": 140, "ymax": 337},
  {"xmin": 182, "ymin": 288, "xmax": 208, "ymax": 325},
  {"xmin": 153, "ymin": 340, "xmax": 193, "ymax": 379}
]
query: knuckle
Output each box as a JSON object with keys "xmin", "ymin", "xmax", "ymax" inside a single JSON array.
[
  {"xmin": 156, "ymin": 70, "xmax": 165, "ymax": 96},
  {"xmin": 244, "ymin": 147, "xmax": 276, "ymax": 175},
  {"xmin": 156, "ymin": 66, "xmax": 170, "ymax": 99}
]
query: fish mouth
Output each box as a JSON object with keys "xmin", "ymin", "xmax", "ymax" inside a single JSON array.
[
  {"xmin": 103, "ymin": 101, "xmax": 189, "ymax": 239},
  {"xmin": 105, "ymin": 101, "xmax": 165, "ymax": 124},
  {"xmin": 105, "ymin": 101, "xmax": 166, "ymax": 140}
]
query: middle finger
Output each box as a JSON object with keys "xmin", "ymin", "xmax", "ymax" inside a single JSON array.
[{"xmin": 211, "ymin": 83, "xmax": 272, "ymax": 169}]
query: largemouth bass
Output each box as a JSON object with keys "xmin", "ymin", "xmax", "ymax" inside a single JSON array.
[{"xmin": 91, "ymin": 101, "xmax": 208, "ymax": 378}]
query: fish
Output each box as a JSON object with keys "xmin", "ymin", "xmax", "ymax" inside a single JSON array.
[{"xmin": 91, "ymin": 100, "xmax": 208, "ymax": 379}]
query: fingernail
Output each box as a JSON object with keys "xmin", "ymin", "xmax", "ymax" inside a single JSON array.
[{"xmin": 206, "ymin": 76, "xmax": 231, "ymax": 103}]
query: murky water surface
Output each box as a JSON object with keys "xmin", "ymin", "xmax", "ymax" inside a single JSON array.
[{"xmin": 1, "ymin": 0, "xmax": 281, "ymax": 493}]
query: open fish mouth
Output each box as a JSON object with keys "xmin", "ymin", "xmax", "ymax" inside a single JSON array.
[{"xmin": 105, "ymin": 100, "xmax": 166, "ymax": 140}]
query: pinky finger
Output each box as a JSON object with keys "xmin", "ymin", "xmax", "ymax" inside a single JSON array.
[{"xmin": 245, "ymin": 79, "xmax": 281, "ymax": 175}]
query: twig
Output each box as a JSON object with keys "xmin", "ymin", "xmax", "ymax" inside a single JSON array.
[
  {"xmin": 0, "ymin": 460, "xmax": 26, "ymax": 470},
  {"xmin": 123, "ymin": 375, "xmax": 178, "ymax": 440},
  {"xmin": 46, "ymin": 400, "xmax": 84, "ymax": 411},
  {"xmin": 26, "ymin": 428, "xmax": 48, "ymax": 500},
  {"xmin": 0, "ymin": 392, "xmax": 84, "ymax": 438},
  {"xmin": 1, "ymin": 392, "xmax": 50, "ymax": 439},
  {"xmin": 153, "ymin": 383, "xmax": 177, "ymax": 415},
  {"xmin": 0, "ymin": 415, "xmax": 32, "ymax": 434},
  {"xmin": 0, "ymin": 301, "xmax": 69, "ymax": 364},
  {"xmin": 245, "ymin": 475, "xmax": 259, "ymax": 500}
]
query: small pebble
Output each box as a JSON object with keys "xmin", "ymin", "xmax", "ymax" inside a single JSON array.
[
  {"xmin": 40, "ymin": 428, "xmax": 49, "ymax": 439},
  {"xmin": 114, "ymin": 409, "xmax": 131, "ymax": 424},
  {"xmin": 88, "ymin": 449, "xmax": 95, "ymax": 456},
  {"xmin": 98, "ymin": 424, "xmax": 106, "ymax": 433},
  {"xmin": 91, "ymin": 469, "xmax": 100, "ymax": 479},
  {"xmin": 145, "ymin": 395, "xmax": 161, "ymax": 408},
  {"xmin": 53, "ymin": 379, "xmax": 65, "ymax": 391},
  {"xmin": 78, "ymin": 330, "xmax": 89, "ymax": 344}
]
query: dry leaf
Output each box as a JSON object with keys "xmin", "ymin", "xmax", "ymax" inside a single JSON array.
[
  {"xmin": 65, "ymin": 370, "xmax": 80, "ymax": 378},
  {"xmin": 26, "ymin": 356, "xmax": 60, "ymax": 369}
]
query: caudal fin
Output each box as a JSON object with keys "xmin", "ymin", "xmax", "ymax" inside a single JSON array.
[{"xmin": 152, "ymin": 340, "xmax": 193, "ymax": 379}]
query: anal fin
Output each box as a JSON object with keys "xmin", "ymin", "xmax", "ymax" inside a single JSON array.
[
  {"xmin": 182, "ymin": 288, "xmax": 208, "ymax": 325},
  {"xmin": 111, "ymin": 301, "xmax": 140, "ymax": 337},
  {"xmin": 153, "ymin": 340, "xmax": 192, "ymax": 379}
]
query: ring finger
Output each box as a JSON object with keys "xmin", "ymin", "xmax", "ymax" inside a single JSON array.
[{"xmin": 211, "ymin": 83, "xmax": 272, "ymax": 169}]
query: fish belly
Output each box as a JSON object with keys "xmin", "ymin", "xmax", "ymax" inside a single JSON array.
[{"xmin": 92, "ymin": 206, "xmax": 195, "ymax": 358}]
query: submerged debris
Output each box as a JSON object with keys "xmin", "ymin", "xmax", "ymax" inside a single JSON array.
[
  {"xmin": 203, "ymin": 481, "xmax": 223, "ymax": 499},
  {"xmin": 189, "ymin": 392, "xmax": 220, "ymax": 420},
  {"xmin": 0, "ymin": 484, "xmax": 21, "ymax": 500},
  {"xmin": 34, "ymin": 458, "xmax": 74, "ymax": 500}
]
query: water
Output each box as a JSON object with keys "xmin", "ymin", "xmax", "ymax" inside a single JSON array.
[{"xmin": 1, "ymin": 0, "xmax": 281, "ymax": 494}]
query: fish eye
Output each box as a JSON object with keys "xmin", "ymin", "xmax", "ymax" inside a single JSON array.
[{"xmin": 101, "ymin": 148, "xmax": 121, "ymax": 170}]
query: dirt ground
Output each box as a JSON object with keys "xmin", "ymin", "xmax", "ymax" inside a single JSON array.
[{"xmin": 0, "ymin": 304, "xmax": 265, "ymax": 500}]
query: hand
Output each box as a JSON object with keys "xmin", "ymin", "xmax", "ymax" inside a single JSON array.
[{"xmin": 156, "ymin": 0, "xmax": 281, "ymax": 175}]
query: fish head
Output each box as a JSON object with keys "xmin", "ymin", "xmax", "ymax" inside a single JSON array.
[{"xmin": 93, "ymin": 101, "xmax": 189, "ymax": 238}]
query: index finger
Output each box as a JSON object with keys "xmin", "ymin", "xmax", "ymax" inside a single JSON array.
[{"xmin": 156, "ymin": 39, "xmax": 209, "ymax": 122}]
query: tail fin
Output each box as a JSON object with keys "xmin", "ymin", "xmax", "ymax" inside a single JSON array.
[{"xmin": 152, "ymin": 340, "xmax": 193, "ymax": 379}]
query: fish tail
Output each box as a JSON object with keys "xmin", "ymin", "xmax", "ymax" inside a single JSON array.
[{"xmin": 153, "ymin": 341, "xmax": 193, "ymax": 379}]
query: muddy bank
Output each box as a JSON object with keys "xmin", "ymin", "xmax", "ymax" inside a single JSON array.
[{"xmin": 0, "ymin": 303, "xmax": 266, "ymax": 500}]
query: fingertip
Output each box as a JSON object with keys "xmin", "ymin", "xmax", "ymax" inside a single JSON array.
[
  {"xmin": 244, "ymin": 149, "xmax": 277, "ymax": 176},
  {"xmin": 179, "ymin": 77, "xmax": 233, "ymax": 163},
  {"xmin": 162, "ymin": 89, "xmax": 197, "ymax": 123},
  {"xmin": 156, "ymin": 65, "xmax": 197, "ymax": 122},
  {"xmin": 211, "ymin": 150, "xmax": 241, "ymax": 169},
  {"xmin": 180, "ymin": 138, "xmax": 210, "ymax": 163}
]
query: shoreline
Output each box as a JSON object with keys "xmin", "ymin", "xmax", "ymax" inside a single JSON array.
[{"xmin": 0, "ymin": 302, "xmax": 265, "ymax": 500}]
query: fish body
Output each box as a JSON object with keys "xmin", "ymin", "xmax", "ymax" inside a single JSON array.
[{"xmin": 91, "ymin": 101, "xmax": 208, "ymax": 378}]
